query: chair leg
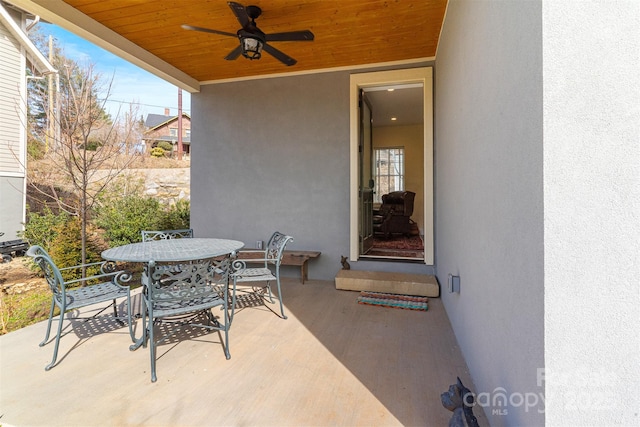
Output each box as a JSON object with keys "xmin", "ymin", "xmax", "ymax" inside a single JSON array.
[
  {"xmin": 125, "ymin": 294, "xmax": 135, "ymax": 343},
  {"xmin": 112, "ymin": 297, "xmax": 131, "ymax": 329},
  {"xmin": 141, "ymin": 298, "xmax": 149, "ymax": 348},
  {"xmin": 45, "ymin": 309, "xmax": 66, "ymax": 371},
  {"xmin": 148, "ymin": 308, "xmax": 157, "ymax": 383},
  {"xmin": 111, "ymin": 298, "xmax": 119, "ymax": 321},
  {"xmin": 229, "ymin": 280, "xmax": 238, "ymax": 324},
  {"xmin": 222, "ymin": 309, "xmax": 231, "ymax": 360},
  {"xmin": 130, "ymin": 297, "xmax": 148, "ymax": 351},
  {"xmin": 264, "ymin": 281, "xmax": 275, "ymax": 303},
  {"xmin": 274, "ymin": 276, "xmax": 287, "ymax": 320},
  {"xmin": 39, "ymin": 300, "xmax": 55, "ymax": 347}
]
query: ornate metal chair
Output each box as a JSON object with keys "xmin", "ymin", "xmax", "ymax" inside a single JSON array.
[
  {"xmin": 26, "ymin": 245, "xmax": 134, "ymax": 371},
  {"xmin": 141, "ymin": 228, "xmax": 195, "ymax": 284},
  {"xmin": 231, "ymin": 232, "xmax": 293, "ymax": 321},
  {"xmin": 141, "ymin": 229, "xmax": 193, "ymax": 241},
  {"xmin": 138, "ymin": 255, "xmax": 233, "ymax": 382}
]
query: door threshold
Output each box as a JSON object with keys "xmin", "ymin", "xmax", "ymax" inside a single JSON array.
[{"xmin": 359, "ymin": 254, "xmax": 425, "ymax": 263}]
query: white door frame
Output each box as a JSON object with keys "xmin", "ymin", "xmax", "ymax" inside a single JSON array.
[{"xmin": 349, "ymin": 67, "xmax": 434, "ymax": 264}]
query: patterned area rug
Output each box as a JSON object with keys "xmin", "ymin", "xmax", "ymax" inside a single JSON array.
[
  {"xmin": 371, "ymin": 234, "xmax": 424, "ymax": 250},
  {"xmin": 365, "ymin": 234, "xmax": 424, "ymax": 258},
  {"xmin": 357, "ymin": 291, "xmax": 428, "ymax": 311}
]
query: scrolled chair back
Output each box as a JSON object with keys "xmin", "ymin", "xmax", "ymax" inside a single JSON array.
[
  {"xmin": 26, "ymin": 245, "xmax": 63, "ymax": 298},
  {"xmin": 265, "ymin": 232, "xmax": 294, "ymax": 264},
  {"xmin": 141, "ymin": 229, "xmax": 194, "ymax": 242},
  {"xmin": 146, "ymin": 256, "xmax": 232, "ymax": 307}
]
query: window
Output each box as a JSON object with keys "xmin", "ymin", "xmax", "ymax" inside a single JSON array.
[
  {"xmin": 374, "ymin": 147, "xmax": 404, "ymax": 203},
  {"xmin": 169, "ymin": 128, "xmax": 177, "ymax": 137}
]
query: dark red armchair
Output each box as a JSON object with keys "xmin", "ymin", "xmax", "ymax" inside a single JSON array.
[{"xmin": 372, "ymin": 191, "xmax": 416, "ymax": 238}]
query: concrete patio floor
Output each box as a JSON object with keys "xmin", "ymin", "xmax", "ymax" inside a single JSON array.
[{"xmin": 0, "ymin": 277, "xmax": 488, "ymax": 426}]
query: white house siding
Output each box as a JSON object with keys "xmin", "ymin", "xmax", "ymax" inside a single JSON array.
[
  {"xmin": 0, "ymin": 15, "xmax": 27, "ymax": 240},
  {"xmin": 543, "ymin": 1, "xmax": 640, "ymax": 425},
  {"xmin": 435, "ymin": 0, "xmax": 544, "ymax": 425}
]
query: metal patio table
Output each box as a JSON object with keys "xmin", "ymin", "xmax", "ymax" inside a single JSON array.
[
  {"xmin": 102, "ymin": 238, "xmax": 244, "ymax": 264},
  {"xmin": 102, "ymin": 238, "xmax": 244, "ymax": 350}
]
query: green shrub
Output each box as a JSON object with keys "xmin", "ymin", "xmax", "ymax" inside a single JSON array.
[
  {"xmin": 94, "ymin": 194, "xmax": 162, "ymax": 245},
  {"xmin": 157, "ymin": 199, "xmax": 190, "ymax": 230},
  {"xmin": 157, "ymin": 141, "xmax": 173, "ymax": 152},
  {"xmin": 27, "ymin": 139, "xmax": 46, "ymax": 160},
  {"xmin": 21, "ymin": 207, "xmax": 69, "ymax": 249},
  {"xmin": 48, "ymin": 217, "xmax": 104, "ymax": 280},
  {"xmin": 84, "ymin": 138, "xmax": 101, "ymax": 151},
  {"xmin": 150, "ymin": 147, "xmax": 165, "ymax": 158}
]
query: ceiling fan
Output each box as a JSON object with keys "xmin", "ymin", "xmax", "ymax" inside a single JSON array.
[{"xmin": 182, "ymin": 2, "xmax": 314, "ymax": 66}]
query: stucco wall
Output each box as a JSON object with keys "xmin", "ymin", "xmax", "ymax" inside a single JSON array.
[
  {"xmin": 191, "ymin": 73, "xmax": 350, "ymax": 280},
  {"xmin": 435, "ymin": 0, "xmax": 544, "ymax": 425},
  {"xmin": 191, "ymin": 71, "xmax": 436, "ymax": 280},
  {"xmin": 543, "ymin": 1, "xmax": 640, "ymax": 425}
]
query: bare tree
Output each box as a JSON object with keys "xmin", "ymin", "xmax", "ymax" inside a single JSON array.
[{"xmin": 29, "ymin": 60, "xmax": 139, "ymax": 266}]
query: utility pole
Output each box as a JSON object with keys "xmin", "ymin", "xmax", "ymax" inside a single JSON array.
[
  {"xmin": 177, "ymin": 88, "xmax": 183, "ymax": 160},
  {"xmin": 47, "ymin": 35, "xmax": 53, "ymax": 152}
]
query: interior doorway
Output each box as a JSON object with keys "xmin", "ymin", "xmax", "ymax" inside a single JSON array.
[{"xmin": 349, "ymin": 68, "xmax": 434, "ymax": 265}]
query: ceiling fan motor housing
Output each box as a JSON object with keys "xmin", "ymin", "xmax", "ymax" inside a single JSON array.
[
  {"xmin": 245, "ymin": 5, "xmax": 262, "ymax": 20},
  {"xmin": 183, "ymin": 2, "xmax": 313, "ymax": 65}
]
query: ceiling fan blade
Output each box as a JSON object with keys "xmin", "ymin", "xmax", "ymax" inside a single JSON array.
[
  {"xmin": 224, "ymin": 45, "xmax": 243, "ymax": 60},
  {"xmin": 228, "ymin": 2, "xmax": 250, "ymax": 28},
  {"xmin": 266, "ymin": 30, "xmax": 315, "ymax": 42},
  {"xmin": 181, "ymin": 24, "xmax": 236, "ymax": 38},
  {"xmin": 262, "ymin": 43, "xmax": 297, "ymax": 66}
]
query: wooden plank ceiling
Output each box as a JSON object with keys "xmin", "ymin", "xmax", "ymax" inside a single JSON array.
[{"xmin": 61, "ymin": 0, "xmax": 447, "ymax": 83}]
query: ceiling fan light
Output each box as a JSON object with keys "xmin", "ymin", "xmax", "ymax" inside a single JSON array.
[{"xmin": 241, "ymin": 35, "xmax": 263, "ymax": 60}]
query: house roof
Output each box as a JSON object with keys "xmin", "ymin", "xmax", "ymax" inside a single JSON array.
[
  {"xmin": 144, "ymin": 112, "xmax": 190, "ymax": 130},
  {"xmin": 7, "ymin": 0, "xmax": 447, "ymax": 92},
  {"xmin": 0, "ymin": 2, "xmax": 56, "ymax": 75}
]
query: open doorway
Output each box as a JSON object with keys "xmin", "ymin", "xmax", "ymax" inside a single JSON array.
[{"xmin": 349, "ymin": 68, "xmax": 434, "ymax": 265}]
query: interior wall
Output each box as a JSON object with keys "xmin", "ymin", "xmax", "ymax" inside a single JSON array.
[
  {"xmin": 373, "ymin": 124, "xmax": 424, "ymax": 234},
  {"xmin": 435, "ymin": 1, "xmax": 544, "ymax": 425}
]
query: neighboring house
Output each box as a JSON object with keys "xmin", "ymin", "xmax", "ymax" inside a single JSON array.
[
  {"xmin": 143, "ymin": 108, "xmax": 191, "ymax": 158},
  {"xmin": 7, "ymin": 1, "xmax": 639, "ymax": 426},
  {"xmin": 0, "ymin": 3, "xmax": 54, "ymax": 241}
]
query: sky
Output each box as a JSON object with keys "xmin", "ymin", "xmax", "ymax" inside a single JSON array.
[{"xmin": 39, "ymin": 23, "xmax": 191, "ymax": 121}]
